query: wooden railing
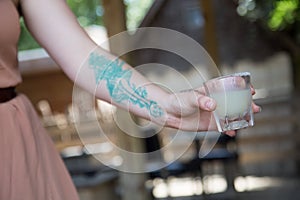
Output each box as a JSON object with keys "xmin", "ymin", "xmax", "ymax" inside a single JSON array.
[{"xmin": 237, "ymin": 93, "xmax": 300, "ymax": 177}]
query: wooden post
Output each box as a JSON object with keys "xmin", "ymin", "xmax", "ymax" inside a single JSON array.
[
  {"xmin": 102, "ymin": 1, "xmax": 151, "ymax": 200},
  {"xmin": 102, "ymin": 0, "xmax": 127, "ymax": 38},
  {"xmin": 199, "ymin": 0, "xmax": 219, "ymax": 66},
  {"xmin": 293, "ymin": 56, "xmax": 300, "ymax": 91},
  {"xmin": 115, "ymin": 111, "xmax": 150, "ymax": 200}
]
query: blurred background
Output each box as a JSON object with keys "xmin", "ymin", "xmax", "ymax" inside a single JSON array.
[{"xmin": 17, "ymin": 0, "xmax": 300, "ymax": 199}]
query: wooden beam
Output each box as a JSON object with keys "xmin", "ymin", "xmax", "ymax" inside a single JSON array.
[
  {"xmin": 101, "ymin": 2, "xmax": 151, "ymax": 200},
  {"xmin": 102, "ymin": 0, "xmax": 127, "ymax": 38},
  {"xmin": 101, "ymin": 0, "xmax": 129, "ymax": 62},
  {"xmin": 139, "ymin": 0, "xmax": 167, "ymax": 27},
  {"xmin": 199, "ymin": 0, "xmax": 219, "ymax": 66}
]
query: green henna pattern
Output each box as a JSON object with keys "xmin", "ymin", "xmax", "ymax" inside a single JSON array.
[{"xmin": 88, "ymin": 52, "xmax": 164, "ymax": 118}]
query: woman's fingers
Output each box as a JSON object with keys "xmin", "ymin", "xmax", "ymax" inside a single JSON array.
[
  {"xmin": 250, "ymin": 85, "xmax": 256, "ymax": 95},
  {"xmin": 224, "ymin": 130, "xmax": 236, "ymax": 137},
  {"xmin": 197, "ymin": 94, "xmax": 216, "ymax": 111},
  {"xmin": 252, "ymin": 102, "xmax": 262, "ymax": 113},
  {"xmin": 250, "ymin": 86, "xmax": 261, "ymax": 113}
]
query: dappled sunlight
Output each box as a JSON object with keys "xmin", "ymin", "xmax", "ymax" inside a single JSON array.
[
  {"xmin": 234, "ymin": 176, "xmax": 283, "ymax": 192},
  {"xmin": 151, "ymin": 175, "xmax": 285, "ymax": 198}
]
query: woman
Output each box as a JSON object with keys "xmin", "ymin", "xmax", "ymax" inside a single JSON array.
[{"xmin": 0, "ymin": 0, "xmax": 261, "ymax": 199}]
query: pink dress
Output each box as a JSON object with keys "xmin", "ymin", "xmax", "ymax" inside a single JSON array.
[{"xmin": 0, "ymin": 0, "xmax": 80, "ymax": 199}]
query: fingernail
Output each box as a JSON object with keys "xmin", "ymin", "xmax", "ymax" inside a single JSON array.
[{"xmin": 206, "ymin": 99, "xmax": 215, "ymax": 110}]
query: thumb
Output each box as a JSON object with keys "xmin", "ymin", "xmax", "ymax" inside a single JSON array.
[{"xmin": 198, "ymin": 95, "xmax": 216, "ymax": 111}]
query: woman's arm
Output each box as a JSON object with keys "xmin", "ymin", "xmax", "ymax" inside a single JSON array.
[{"xmin": 20, "ymin": 0, "xmax": 260, "ymax": 134}]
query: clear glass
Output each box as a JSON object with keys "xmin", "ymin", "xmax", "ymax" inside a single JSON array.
[{"xmin": 204, "ymin": 72, "xmax": 254, "ymax": 132}]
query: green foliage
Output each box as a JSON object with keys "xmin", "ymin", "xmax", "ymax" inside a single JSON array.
[
  {"xmin": 124, "ymin": 0, "xmax": 154, "ymax": 30},
  {"xmin": 18, "ymin": 18, "xmax": 40, "ymax": 51},
  {"xmin": 268, "ymin": 0, "xmax": 299, "ymax": 30},
  {"xmin": 18, "ymin": 0, "xmax": 154, "ymax": 50},
  {"xmin": 18, "ymin": 0, "xmax": 103, "ymax": 51},
  {"xmin": 237, "ymin": 0, "xmax": 300, "ymax": 45},
  {"xmin": 18, "ymin": 0, "xmax": 153, "ymax": 50},
  {"xmin": 67, "ymin": 0, "xmax": 104, "ymax": 27}
]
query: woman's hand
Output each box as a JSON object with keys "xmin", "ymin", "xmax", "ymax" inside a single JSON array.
[
  {"xmin": 163, "ymin": 86, "xmax": 261, "ymax": 136},
  {"xmin": 21, "ymin": 0, "xmax": 260, "ymax": 136}
]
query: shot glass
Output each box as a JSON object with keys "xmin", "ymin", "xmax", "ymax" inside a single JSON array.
[{"xmin": 204, "ymin": 72, "xmax": 254, "ymax": 132}]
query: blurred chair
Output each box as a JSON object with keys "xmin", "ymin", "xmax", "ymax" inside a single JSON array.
[
  {"xmin": 145, "ymin": 128, "xmax": 239, "ymax": 198},
  {"xmin": 187, "ymin": 133, "xmax": 239, "ymax": 195},
  {"xmin": 144, "ymin": 127, "xmax": 190, "ymax": 180}
]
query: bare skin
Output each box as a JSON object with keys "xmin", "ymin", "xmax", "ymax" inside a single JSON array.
[{"xmin": 19, "ymin": 0, "xmax": 261, "ymax": 135}]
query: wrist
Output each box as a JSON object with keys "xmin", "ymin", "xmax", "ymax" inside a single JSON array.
[{"xmin": 157, "ymin": 93, "xmax": 181, "ymax": 128}]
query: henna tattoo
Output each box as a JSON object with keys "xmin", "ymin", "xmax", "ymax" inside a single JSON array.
[{"xmin": 88, "ymin": 52, "xmax": 164, "ymax": 118}]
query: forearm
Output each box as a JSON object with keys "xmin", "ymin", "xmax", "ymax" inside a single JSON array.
[
  {"xmin": 73, "ymin": 47, "xmax": 171, "ymax": 125},
  {"xmin": 21, "ymin": 0, "xmax": 172, "ymax": 126},
  {"xmin": 21, "ymin": 0, "xmax": 222, "ymax": 132}
]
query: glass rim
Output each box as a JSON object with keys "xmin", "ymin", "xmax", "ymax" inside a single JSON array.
[{"xmin": 204, "ymin": 71, "xmax": 251, "ymax": 85}]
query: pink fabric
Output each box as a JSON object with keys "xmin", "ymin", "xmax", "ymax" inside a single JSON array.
[
  {"xmin": 0, "ymin": 0, "xmax": 22, "ymax": 87},
  {"xmin": 0, "ymin": 0, "xmax": 79, "ymax": 199},
  {"xmin": 0, "ymin": 95, "xmax": 79, "ymax": 199}
]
